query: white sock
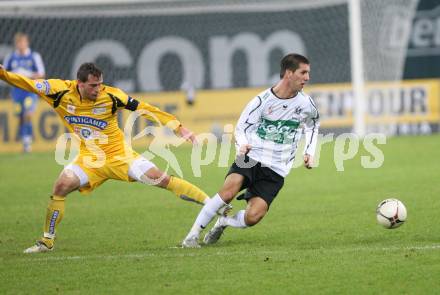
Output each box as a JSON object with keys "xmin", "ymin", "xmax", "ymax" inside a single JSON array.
[
  {"xmin": 185, "ymin": 194, "xmax": 226, "ymax": 238},
  {"xmin": 23, "ymin": 135, "xmax": 32, "ymax": 145},
  {"xmin": 222, "ymin": 210, "xmax": 248, "ymax": 228}
]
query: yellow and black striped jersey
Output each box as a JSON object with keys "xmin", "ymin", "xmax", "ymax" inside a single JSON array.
[{"xmin": 0, "ymin": 69, "xmax": 181, "ymax": 158}]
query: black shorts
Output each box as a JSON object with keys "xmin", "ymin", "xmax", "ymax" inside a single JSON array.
[{"xmin": 226, "ymin": 155, "xmax": 284, "ymax": 206}]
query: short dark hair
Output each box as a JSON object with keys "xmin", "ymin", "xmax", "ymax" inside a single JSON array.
[
  {"xmin": 280, "ymin": 53, "xmax": 310, "ymax": 78},
  {"xmin": 77, "ymin": 62, "xmax": 103, "ymax": 82}
]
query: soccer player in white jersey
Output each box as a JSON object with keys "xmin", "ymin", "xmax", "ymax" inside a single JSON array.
[{"xmin": 182, "ymin": 53, "xmax": 320, "ymax": 248}]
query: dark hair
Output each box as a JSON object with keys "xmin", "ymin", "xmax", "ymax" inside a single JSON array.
[
  {"xmin": 280, "ymin": 53, "xmax": 310, "ymax": 78},
  {"xmin": 77, "ymin": 62, "xmax": 103, "ymax": 82}
]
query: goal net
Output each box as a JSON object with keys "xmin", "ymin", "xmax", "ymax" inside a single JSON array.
[{"xmin": 0, "ymin": 0, "xmax": 426, "ymax": 138}]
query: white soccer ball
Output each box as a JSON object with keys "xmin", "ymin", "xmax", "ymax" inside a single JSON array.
[{"xmin": 376, "ymin": 198, "xmax": 407, "ymax": 229}]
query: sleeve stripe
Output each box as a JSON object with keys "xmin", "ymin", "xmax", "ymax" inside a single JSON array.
[
  {"xmin": 243, "ymin": 96, "xmax": 262, "ymax": 134},
  {"xmin": 43, "ymin": 80, "xmax": 50, "ymax": 95},
  {"xmin": 305, "ymin": 118, "xmax": 317, "ymax": 152},
  {"xmin": 308, "ymin": 96, "xmax": 317, "ymax": 109},
  {"xmin": 308, "ymin": 97, "xmax": 320, "ymax": 120},
  {"xmin": 248, "ymin": 96, "xmax": 263, "ymax": 116}
]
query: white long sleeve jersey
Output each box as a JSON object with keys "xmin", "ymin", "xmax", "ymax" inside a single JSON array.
[{"xmin": 235, "ymin": 87, "xmax": 320, "ymax": 177}]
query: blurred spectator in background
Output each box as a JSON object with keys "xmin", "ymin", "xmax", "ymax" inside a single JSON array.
[
  {"xmin": 3, "ymin": 32, "xmax": 45, "ymax": 153},
  {"xmin": 181, "ymin": 80, "xmax": 196, "ymax": 106}
]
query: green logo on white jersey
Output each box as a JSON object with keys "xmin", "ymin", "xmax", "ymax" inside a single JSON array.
[{"xmin": 256, "ymin": 118, "xmax": 300, "ymax": 144}]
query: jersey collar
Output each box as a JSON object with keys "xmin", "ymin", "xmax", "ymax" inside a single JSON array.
[
  {"xmin": 15, "ymin": 48, "xmax": 31, "ymax": 56},
  {"xmin": 270, "ymin": 87, "xmax": 298, "ymax": 100}
]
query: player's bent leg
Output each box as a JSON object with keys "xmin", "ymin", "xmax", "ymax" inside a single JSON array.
[
  {"xmin": 182, "ymin": 193, "xmax": 230, "ymax": 248},
  {"xmin": 182, "ymin": 174, "xmax": 244, "ymax": 248},
  {"xmin": 143, "ymin": 166, "xmax": 209, "ymax": 205},
  {"xmin": 244, "ymin": 197, "xmax": 268, "ymax": 226},
  {"xmin": 204, "ymin": 210, "xmax": 249, "ymax": 245},
  {"xmin": 203, "ymin": 217, "xmax": 228, "ymax": 245},
  {"xmin": 165, "ymin": 175, "xmax": 211, "ymax": 205},
  {"xmin": 129, "ymin": 157, "xmax": 209, "ymax": 205},
  {"xmin": 24, "ymin": 167, "xmax": 85, "ymax": 254},
  {"xmin": 24, "ymin": 194, "xmax": 65, "ymax": 254},
  {"xmin": 203, "ymin": 197, "xmax": 267, "ymax": 246},
  {"xmin": 43, "ymin": 171, "xmax": 80, "ymax": 249},
  {"xmin": 218, "ymin": 173, "xmax": 245, "ymax": 203},
  {"xmin": 52, "ymin": 169, "xmax": 82, "ymax": 196},
  {"xmin": 208, "ymin": 173, "xmax": 244, "ymax": 216}
]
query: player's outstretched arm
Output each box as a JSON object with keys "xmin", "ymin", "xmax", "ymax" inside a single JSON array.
[
  {"xmin": 113, "ymin": 91, "xmax": 198, "ymax": 145},
  {"xmin": 133, "ymin": 99, "xmax": 197, "ymax": 143},
  {"xmin": 0, "ymin": 63, "xmax": 42, "ymax": 95},
  {"xmin": 177, "ymin": 125, "xmax": 198, "ymax": 145}
]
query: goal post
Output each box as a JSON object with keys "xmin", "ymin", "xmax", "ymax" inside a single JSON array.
[{"xmin": 349, "ymin": 0, "xmax": 367, "ymax": 137}]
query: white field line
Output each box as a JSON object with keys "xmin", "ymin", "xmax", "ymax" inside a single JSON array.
[{"xmin": 14, "ymin": 244, "xmax": 440, "ymax": 263}]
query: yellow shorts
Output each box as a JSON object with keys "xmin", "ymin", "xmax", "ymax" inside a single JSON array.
[{"xmin": 64, "ymin": 150, "xmax": 156, "ymax": 194}]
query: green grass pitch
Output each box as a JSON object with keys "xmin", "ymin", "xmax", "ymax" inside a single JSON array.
[{"xmin": 1, "ymin": 134, "xmax": 439, "ymax": 294}]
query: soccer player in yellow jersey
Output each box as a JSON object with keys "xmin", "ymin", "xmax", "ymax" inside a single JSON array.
[{"xmin": 0, "ymin": 62, "xmax": 230, "ymax": 253}]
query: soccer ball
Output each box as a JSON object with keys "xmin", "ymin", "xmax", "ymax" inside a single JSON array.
[{"xmin": 376, "ymin": 198, "xmax": 407, "ymax": 229}]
